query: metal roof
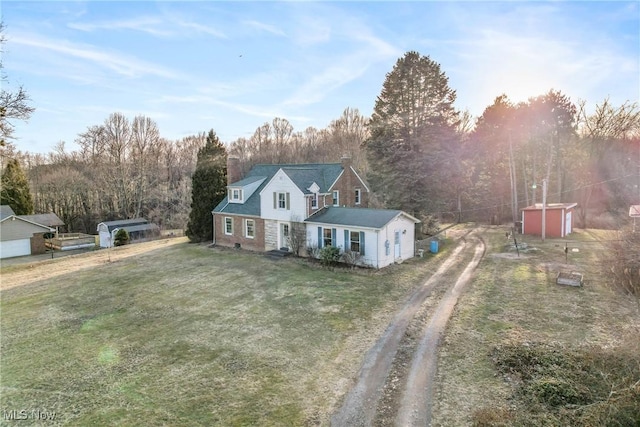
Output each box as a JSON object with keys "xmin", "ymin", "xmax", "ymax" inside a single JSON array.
[
  {"xmin": 522, "ymin": 203, "xmax": 577, "ymax": 211},
  {"xmin": 99, "ymin": 218, "xmax": 149, "ymax": 232},
  {"xmin": 304, "ymin": 207, "xmax": 419, "ymax": 229},
  {"xmin": 113, "ymin": 223, "xmax": 159, "ymax": 233}
]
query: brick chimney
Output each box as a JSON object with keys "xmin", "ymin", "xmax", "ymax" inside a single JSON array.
[
  {"xmin": 341, "ymin": 155, "xmax": 353, "ymax": 205},
  {"xmin": 227, "ymin": 155, "xmax": 241, "ymax": 186},
  {"xmin": 341, "ymin": 155, "xmax": 352, "ymax": 170}
]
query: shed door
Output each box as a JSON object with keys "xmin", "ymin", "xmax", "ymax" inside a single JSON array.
[
  {"xmin": 565, "ymin": 211, "xmax": 572, "ymax": 236},
  {"xmin": 0, "ymin": 239, "xmax": 31, "ymax": 259},
  {"xmin": 394, "ymin": 230, "xmax": 401, "ymax": 258}
]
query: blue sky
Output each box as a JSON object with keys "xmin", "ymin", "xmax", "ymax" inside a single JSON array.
[{"xmin": 3, "ymin": 1, "xmax": 639, "ymax": 154}]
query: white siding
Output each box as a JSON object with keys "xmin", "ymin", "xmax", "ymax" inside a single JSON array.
[
  {"xmin": 260, "ymin": 169, "xmax": 307, "ymax": 221},
  {"xmin": 306, "ymin": 225, "xmax": 379, "ymax": 267},
  {"xmin": 376, "ymin": 215, "xmax": 416, "ymax": 268},
  {"xmin": 306, "ymin": 215, "xmax": 416, "ymax": 268}
]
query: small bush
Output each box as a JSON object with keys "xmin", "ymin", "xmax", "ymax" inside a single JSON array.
[
  {"xmin": 113, "ymin": 229, "xmax": 130, "ymax": 246},
  {"xmin": 341, "ymin": 250, "xmax": 362, "ymax": 268},
  {"xmin": 319, "ymin": 246, "xmax": 341, "ymax": 267}
]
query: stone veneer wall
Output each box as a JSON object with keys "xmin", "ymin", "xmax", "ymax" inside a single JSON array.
[{"xmin": 264, "ymin": 220, "xmax": 278, "ymax": 251}]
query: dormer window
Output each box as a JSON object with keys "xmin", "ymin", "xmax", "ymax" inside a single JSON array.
[
  {"xmin": 311, "ymin": 193, "xmax": 318, "ymax": 209},
  {"xmin": 229, "ymin": 188, "xmax": 243, "ymax": 203}
]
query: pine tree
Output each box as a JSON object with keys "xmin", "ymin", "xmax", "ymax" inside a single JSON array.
[
  {"xmin": 186, "ymin": 129, "xmax": 227, "ymax": 242},
  {"xmin": 1, "ymin": 158, "xmax": 34, "ymax": 214},
  {"xmin": 365, "ymin": 51, "xmax": 459, "ymax": 217}
]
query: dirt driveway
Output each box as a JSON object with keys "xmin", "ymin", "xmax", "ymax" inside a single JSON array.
[
  {"xmin": 0, "ymin": 237, "xmax": 188, "ymax": 291},
  {"xmin": 331, "ymin": 231, "xmax": 485, "ymax": 426}
]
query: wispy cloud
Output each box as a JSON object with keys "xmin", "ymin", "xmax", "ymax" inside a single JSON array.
[
  {"xmin": 243, "ymin": 20, "xmax": 286, "ymax": 37},
  {"xmin": 68, "ymin": 16, "xmax": 172, "ymax": 37},
  {"xmin": 68, "ymin": 16, "xmax": 226, "ymax": 39},
  {"xmin": 176, "ymin": 21, "xmax": 227, "ymax": 39},
  {"xmin": 12, "ymin": 33, "xmax": 181, "ymax": 79},
  {"xmin": 282, "ymin": 12, "xmax": 400, "ymax": 107}
]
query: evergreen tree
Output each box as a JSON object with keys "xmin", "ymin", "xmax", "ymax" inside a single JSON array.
[
  {"xmin": 1, "ymin": 158, "xmax": 34, "ymax": 214},
  {"xmin": 113, "ymin": 228, "xmax": 130, "ymax": 246},
  {"xmin": 186, "ymin": 129, "xmax": 227, "ymax": 242},
  {"xmin": 365, "ymin": 51, "xmax": 459, "ymax": 217}
]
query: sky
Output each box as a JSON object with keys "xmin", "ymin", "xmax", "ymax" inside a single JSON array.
[{"xmin": 2, "ymin": 1, "xmax": 639, "ymax": 154}]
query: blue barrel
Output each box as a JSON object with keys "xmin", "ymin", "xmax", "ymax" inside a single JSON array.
[{"xmin": 430, "ymin": 240, "xmax": 439, "ymax": 253}]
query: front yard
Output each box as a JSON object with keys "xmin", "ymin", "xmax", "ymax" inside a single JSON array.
[{"xmin": 0, "ymin": 239, "xmax": 445, "ymax": 426}]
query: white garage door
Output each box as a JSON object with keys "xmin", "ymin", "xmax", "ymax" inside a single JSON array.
[{"xmin": 0, "ymin": 239, "xmax": 32, "ymax": 259}]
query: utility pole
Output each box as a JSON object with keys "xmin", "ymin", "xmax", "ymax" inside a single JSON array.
[{"xmin": 542, "ymin": 178, "xmax": 548, "ymax": 242}]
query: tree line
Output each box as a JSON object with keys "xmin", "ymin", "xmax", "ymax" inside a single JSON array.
[{"xmin": 1, "ymin": 50, "xmax": 639, "ymax": 237}]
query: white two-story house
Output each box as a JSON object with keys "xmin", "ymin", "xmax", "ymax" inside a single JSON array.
[{"xmin": 212, "ymin": 156, "xmax": 419, "ymax": 268}]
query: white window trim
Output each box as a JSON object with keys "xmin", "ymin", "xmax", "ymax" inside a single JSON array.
[
  {"xmin": 311, "ymin": 193, "xmax": 318, "ymax": 209},
  {"xmin": 332, "ymin": 190, "xmax": 339, "ymax": 206},
  {"xmin": 229, "ymin": 188, "xmax": 243, "ymax": 203},
  {"xmin": 350, "ymin": 231, "xmax": 360, "ymax": 253},
  {"xmin": 245, "ymin": 219, "xmax": 255, "ymax": 239},
  {"xmin": 355, "ymin": 188, "xmax": 361, "ymax": 205},
  {"xmin": 224, "ymin": 217, "xmax": 233, "ymax": 235},
  {"xmin": 323, "ymin": 228, "xmax": 333, "ymax": 247}
]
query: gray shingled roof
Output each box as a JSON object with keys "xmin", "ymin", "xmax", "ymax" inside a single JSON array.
[
  {"xmin": 0, "ymin": 205, "xmax": 15, "ymax": 220},
  {"xmin": 213, "ymin": 163, "xmax": 344, "ymax": 216},
  {"xmin": 305, "ymin": 207, "xmax": 419, "ymax": 229},
  {"xmin": 281, "ymin": 164, "xmax": 343, "ymax": 194},
  {"xmin": 20, "ymin": 213, "xmax": 64, "ymax": 227}
]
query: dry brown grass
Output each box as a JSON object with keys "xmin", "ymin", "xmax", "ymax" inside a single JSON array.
[{"xmin": 431, "ymin": 227, "xmax": 640, "ymax": 426}]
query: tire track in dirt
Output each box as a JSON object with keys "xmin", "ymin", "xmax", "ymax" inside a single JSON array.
[
  {"xmin": 331, "ymin": 231, "xmax": 483, "ymax": 426},
  {"xmin": 395, "ymin": 234, "xmax": 485, "ymax": 426}
]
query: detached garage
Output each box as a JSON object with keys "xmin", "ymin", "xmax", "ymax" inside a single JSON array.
[
  {"xmin": 521, "ymin": 203, "xmax": 577, "ymax": 238},
  {"xmin": 1, "ymin": 206, "xmax": 56, "ymax": 259}
]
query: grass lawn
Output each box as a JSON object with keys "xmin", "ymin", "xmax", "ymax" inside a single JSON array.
[
  {"xmin": 432, "ymin": 227, "xmax": 640, "ymax": 426},
  {"xmin": 0, "ymin": 238, "xmax": 453, "ymax": 426}
]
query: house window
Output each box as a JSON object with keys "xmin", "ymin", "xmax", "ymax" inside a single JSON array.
[
  {"xmin": 229, "ymin": 188, "xmax": 243, "ymax": 202},
  {"xmin": 311, "ymin": 193, "xmax": 318, "ymax": 209},
  {"xmin": 332, "ymin": 190, "xmax": 339, "ymax": 206},
  {"xmin": 350, "ymin": 231, "xmax": 360, "ymax": 253},
  {"xmin": 245, "ymin": 219, "xmax": 255, "ymax": 238},
  {"xmin": 274, "ymin": 192, "xmax": 290, "ymax": 210},
  {"xmin": 323, "ymin": 228, "xmax": 333, "ymax": 247},
  {"xmin": 224, "ymin": 217, "xmax": 233, "ymax": 235},
  {"xmin": 355, "ymin": 188, "xmax": 361, "ymax": 205}
]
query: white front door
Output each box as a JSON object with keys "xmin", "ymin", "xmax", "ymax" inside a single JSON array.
[
  {"xmin": 394, "ymin": 230, "xmax": 401, "ymax": 258},
  {"xmin": 280, "ymin": 223, "xmax": 290, "ymax": 250},
  {"xmin": 565, "ymin": 211, "xmax": 572, "ymax": 236}
]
